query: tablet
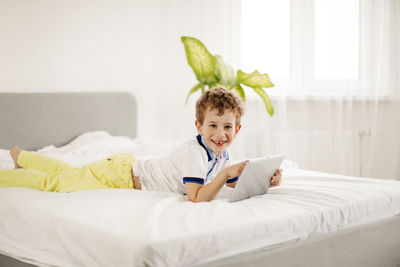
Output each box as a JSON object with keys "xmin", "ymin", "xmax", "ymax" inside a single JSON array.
[{"xmin": 228, "ymin": 155, "xmax": 285, "ymax": 202}]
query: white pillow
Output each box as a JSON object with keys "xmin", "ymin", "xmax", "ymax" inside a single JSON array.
[{"xmin": 0, "ymin": 149, "xmax": 14, "ymax": 170}]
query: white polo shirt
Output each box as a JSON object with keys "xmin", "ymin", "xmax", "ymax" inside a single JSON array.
[{"xmin": 132, "ymin": 135, "xmax": 238, "ymax": 194}]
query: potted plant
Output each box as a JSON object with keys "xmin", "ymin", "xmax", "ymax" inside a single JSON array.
[{"xmin": 181, "ymin": 36, "xmax": 275, "ymax": 116}]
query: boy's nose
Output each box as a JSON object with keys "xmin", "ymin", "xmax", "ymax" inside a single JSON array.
[{"xmin": 216, "ymin": 127, "xmax": 225, "ymax": 136}]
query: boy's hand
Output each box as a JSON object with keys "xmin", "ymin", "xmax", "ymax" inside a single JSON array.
[
  {"xmin": 224, "ymin": 160, "xmax": 248, "ymax": 179},
  {"xmin": 270, "ymin": 169, "xmax": 282, "ymax": 187}
]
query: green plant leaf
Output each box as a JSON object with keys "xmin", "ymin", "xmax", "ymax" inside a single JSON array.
[
  {"xmin": 252, "ymin": 87, "xmax": 274, "ymax": 116},
  {"xmin": 237, "ymin": 70, "xmax": 274, "ymax": 88},
  {"xmin": 214, "ymin": 55, "xmax": 236, "ymax": 87},
  {"xmin": 181, "ymin": 36, "xmax": 217, "ymax": 84},
  {"xmin": 232, "ymin": 84, "xmax": 245, "ymax": 102},
  {"xmin": 185, "ymin": 83, "xmax": 203, "ymax": 105}
]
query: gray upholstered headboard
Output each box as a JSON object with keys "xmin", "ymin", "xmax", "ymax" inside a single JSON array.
[{"xmin": 0, "ymin": 92, "xmax": 137, "ymax": 150}]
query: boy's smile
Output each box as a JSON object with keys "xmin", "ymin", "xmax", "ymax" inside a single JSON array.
[{"xmin": 195, "ymin": 108, "xmax": 241, "ymax": 156}]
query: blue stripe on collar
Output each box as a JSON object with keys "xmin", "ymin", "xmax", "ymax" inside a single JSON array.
[
  {"xmin": 223, "ymin": 149, "xmax": 230, "ymax": 160},
  {"xmin": 196, "ymin": 135, "xmax": 213, "ymax": 161},
  {"xmin": 196, "ymin": 135, "xmax": 229, "ymax": 162}
]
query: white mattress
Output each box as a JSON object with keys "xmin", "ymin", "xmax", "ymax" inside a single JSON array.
[{"xmin": 1, "ymin": 132, "xmax": 400, "ymax": 267}]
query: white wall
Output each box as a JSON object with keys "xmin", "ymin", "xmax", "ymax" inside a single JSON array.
[
  {"xmin": 0, "ymin": 0, "xmax": 240, "ymax": 138},
  {"xmin": 1, "ymin": 0, "xmax": 399, "ymax": 179},
  {"xmin": 0, "ymin": 0, "xmax": 202, "ymax": 139}
]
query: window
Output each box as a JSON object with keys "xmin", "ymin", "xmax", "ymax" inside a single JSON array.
[{"xmin": 241, "ymin": 0, "xmax": 374, "ymax": 96}]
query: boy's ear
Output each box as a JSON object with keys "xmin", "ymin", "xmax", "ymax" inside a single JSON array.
[
  {"xmin": 195, "ymin": 120, "xmax": 203, "ymax": 135},
  {"xmin": 235, "ymin": 124, "xmax": 242, "ymax": 136}
]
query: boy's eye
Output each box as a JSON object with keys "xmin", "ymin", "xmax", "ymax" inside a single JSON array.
[
  {"xmin": 225, "ymin": 125, "xmax": 232, "ymax": 129},
  {"xmin": 209, "ymin": 124, "xmax": 217, "ymax": 128}
]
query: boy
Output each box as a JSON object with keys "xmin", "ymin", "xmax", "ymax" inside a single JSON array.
[
  {"xmin": 0, "ymin": 87, "xmax": 282, "ymax": 202},
  {"xmin": 133, "ymin": 87, "xmax": 281, "ymax": 201}
]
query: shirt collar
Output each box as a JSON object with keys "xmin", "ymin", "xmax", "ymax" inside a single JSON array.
[{"xmin": 196, "ymin": 135, "xmax": 229, "ymax": 162}]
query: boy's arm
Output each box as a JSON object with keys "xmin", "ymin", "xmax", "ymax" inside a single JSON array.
[
  {"xmin": 185, "ymin": 170, "xmax": 229, "ymax": 202},
  {"xmin": 185, "ymin": 161, "xmax": 248, "ymax": 202},
  {"xmin": 225, "ymin": 168, "xmax": 283, "ymax": 189},
  {"xmin": 225, "ymin": 181, "xmax": 237, "ymax": 188},
  {"xmin": 270, "ymin": 169, "xmax": 282, "ymax": 187}
]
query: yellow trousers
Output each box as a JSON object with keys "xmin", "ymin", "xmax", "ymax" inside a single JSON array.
[{"xmin": 0, "ymin": 151, "xmax": 136, "ymax": 192}]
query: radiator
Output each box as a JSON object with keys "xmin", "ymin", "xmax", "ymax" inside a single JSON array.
[{"xmin": 260, "ymin": 129, "xmax": 374, "ymax": 177}]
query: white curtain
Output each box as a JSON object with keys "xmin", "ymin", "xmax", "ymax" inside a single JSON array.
[{"xmin": 232, "ymin": 0, "xmax": 400, "ymax": 180}]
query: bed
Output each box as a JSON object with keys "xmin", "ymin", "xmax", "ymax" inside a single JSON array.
[{"xmin": 0, "ymin": 92, "xmax": 400, "ymax": 267}]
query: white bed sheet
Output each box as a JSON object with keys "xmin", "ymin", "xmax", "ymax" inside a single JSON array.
[{"xmin": 1, "ymin": 132, "xmax": 400, "ymax": 267}]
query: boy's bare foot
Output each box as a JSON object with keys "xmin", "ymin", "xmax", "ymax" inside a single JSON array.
[{"xmin": 10, "ymin": 146, "xmax": 22, "ymax": 168}]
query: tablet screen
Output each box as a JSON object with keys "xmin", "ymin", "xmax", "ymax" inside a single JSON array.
[{"xmin": 228, "ymin": 155, "xmax": 284, "ymax": 202}]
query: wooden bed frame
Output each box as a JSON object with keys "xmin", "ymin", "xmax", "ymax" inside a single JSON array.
[{"xmin": 0, "ymin": 92, "xmax": 399, "ymax": 267}]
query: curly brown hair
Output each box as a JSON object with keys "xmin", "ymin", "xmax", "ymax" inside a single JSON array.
[{"xmin": 195, "ymin": 87, "xmax": 244, "ymax": 126}]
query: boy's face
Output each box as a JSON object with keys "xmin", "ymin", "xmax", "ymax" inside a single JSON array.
[{"xmin": 195, "ymin": 108, "xmax": 241, "ymax": 156}]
